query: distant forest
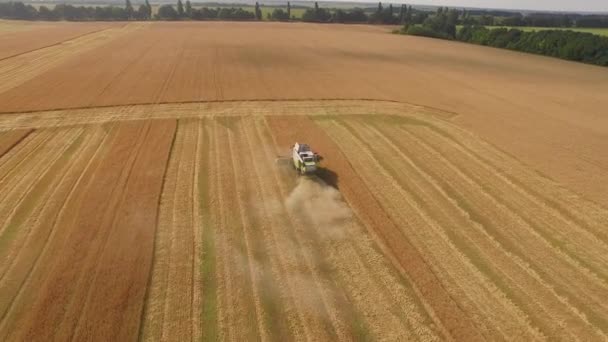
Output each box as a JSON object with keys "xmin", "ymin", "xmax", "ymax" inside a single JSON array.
[
  {"xmin": 2, "ymin": 0, "xmax": 608, "ymax": 27},
  {"xmin": 398, "ymin": 7, "xmax": 608, "ymax": 67}
]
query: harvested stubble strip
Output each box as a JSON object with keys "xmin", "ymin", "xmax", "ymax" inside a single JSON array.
[
  {"xmin": 265, "ymin": 115, "xmax": 481, "ymax": 341},
  {"xmin": 252, "ymin": 117, "xmax": 350, "ymax": 341},
  {"xmin": 209, "ymin": 119, "xmax": 261, "ymax": 341},
  {"xmin": 0, "ymin": 126, "xmax": 111, "ymax": 338},
  {"xmin": 0, "ymin": 127, "xmax": 84, "ymax": 279},
  {"xmin": 258, "ymin": 117, "xmax": 437, "ymax": 341},
  {"xmin": 422, "ymin": 117, "xmax": 608, "ymax": 247},
  {"xmin": 409, "ymin": 125, "xmax": 608, "ymax": 284},
  {"xmin": 393, "ymin": 125, "xmax": 608, "ymax": 334},
  {"xmin": 0, "ymin": 126, "xmax": 106, "ymax": 325},
  {"xmin": 0, "ymin": 120, "xmax": 175, "ymax": 341},
  {"xmin": 361, "ymin": 119, "xmax": 592, "ymax": 340},
  {"xmin": 198, "ymin": 118, "xmax": 219, "ymax": 342},
  {"xmin": 420, "ymin": 116, "xmax": 608, "ymax": 239},
  {"xmin": 142, "ymin": 119, "xmax": 201, "ymax": 341},
  {"xmin": 0, "ymin": 128, "xmax": 75, "ymax": 239},
  {"xmin": 323, "ymin": 118, "xmax": 536, "ymax": 340},
  {"xmin": 0, "ymin": 122, "xmax": 128, "ymax": 340},
  {"xmin": 226, "ymin": 119, "xmax": 272, "ymax": 341},
  {"xmin": 235, "ymin": 117, "xmax": 305, "ymax": 341},
  {"xmin": 0, "ymin": 129, "xmax": 55, "ymax": 185}
]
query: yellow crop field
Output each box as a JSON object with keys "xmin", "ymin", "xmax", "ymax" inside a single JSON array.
[{"xmin": 0, "ymin": 20, "xmax": 607, "ymax": 341}]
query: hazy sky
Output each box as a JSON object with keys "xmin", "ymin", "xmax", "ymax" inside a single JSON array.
[{"xmin": 347, "ymin": 0, "xmax": 608, "ymax": 12}]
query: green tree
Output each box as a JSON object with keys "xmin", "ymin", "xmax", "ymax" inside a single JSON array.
[
  {"xmin": 185, "ymin": 0, "xmax": 192, "ymax": 17},
  {"xmin": 125, "ymin": 0, "xmax": 133, "ymax": 19},
  {"xmin": 254, "ymin": 2, "xmax": 262, "ymax": 20},
  {"xmin": 287, "ymin": 1, "xmax": 290, "ymax": 19},
  {"xmin": 271, "ymin": 8, "xmax": 289, "ymax": 20},
  {"xmin": 136, "ymin": 4, "xmax": 148, "ymax": 19},
  {"xmin": 158, "ymin": 4, "xmax": 178, "ymax": 19},
  {"xmin": 177, "ymin": 0, "xmax": 184, "ymax": 17},
  {"xmin": 377, "ymin": 2, "xmax": 383, "ymax": 15},
  {"xmin": 145, "ymin": 0, "xmax": 152, "ymax": 19}
]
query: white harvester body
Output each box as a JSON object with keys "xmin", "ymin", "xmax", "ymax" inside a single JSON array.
[{"xmin": 292, "ymin": 142, "xmax": 318, "ymax": 175}]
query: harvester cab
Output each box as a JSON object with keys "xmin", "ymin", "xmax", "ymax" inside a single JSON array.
[{"xmin": 292, "ymin": 142, "xmax": 320, "ymax": 175}]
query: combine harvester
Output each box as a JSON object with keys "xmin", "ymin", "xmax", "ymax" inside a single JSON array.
[{"xmin": 292, "ymin": 142, "xmax": 321, "ymax": 175}]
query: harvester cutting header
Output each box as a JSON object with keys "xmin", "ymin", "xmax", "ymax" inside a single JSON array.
[{"xmin": 292, "ymin": 142, "xmax": 320, "ymax": 175}]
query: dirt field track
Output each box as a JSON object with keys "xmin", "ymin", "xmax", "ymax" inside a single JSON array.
[{"xmin": 0, "ymin": 20, "xmax": 607, "ymax": 341}]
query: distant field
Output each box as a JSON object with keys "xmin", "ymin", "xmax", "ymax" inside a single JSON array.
[{"xmin": 457, "ymin": 25, "xmax": 608, "ymax": 36}]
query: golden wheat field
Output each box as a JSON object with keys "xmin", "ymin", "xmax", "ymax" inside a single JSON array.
[{"xmin": 0, "ymin": 20, "xmax": 607, "ymax": 341}]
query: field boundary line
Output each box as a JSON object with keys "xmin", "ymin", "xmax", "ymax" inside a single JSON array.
[
  {"xmin": 0, "ymin": 98, "xmax": 458, "ymax": 119},
  {"xmin": 0, "ymin": 26, "xmax": 121, "ymax": 63},
  {"xmin": 137, "ymin": 119, "xmax": 178, "ymax": 341},
  {"xmin": 0, "ymin": 129, "xmax": 33, "ymax": 160}
]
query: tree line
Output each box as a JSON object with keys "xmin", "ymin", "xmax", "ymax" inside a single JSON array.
[
  {"xmin": 398, "ymin": 7, "xmax": 608, "ymax": 67},
  {"xmin": 457, "ymin": 26, "xmax": 608, "ymax": 66},
  {"xmin": 462, "ymin": 12, "xmax": 608, "ymax": 28},
  {"xmin": 0, "ymin": 1, "xmax": 425, "ymax": 24},
  {"xmin": 0, "ymin": 1, "xmax": 152, "ymax": 20},
  {"xmin": 2, "ymin": 0, "xmax": 608, "ymax": 26}
]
